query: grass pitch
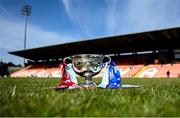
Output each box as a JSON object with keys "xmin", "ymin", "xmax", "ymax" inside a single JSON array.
[{"xmin": 0, "ymin": 77, "xmax": 180, "ymax": 117}]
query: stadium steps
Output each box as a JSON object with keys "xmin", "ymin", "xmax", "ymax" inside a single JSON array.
[
  {"xmin": 10, "ymin": 65, "xmax": 32, "ymax": 77},
  {"xmin": 133, "ymin": 66, "xmax": 148, "ymax": 78},
  {"xmin": 154, "ymin": 64, "xmax": 180, "ymax": 78}
]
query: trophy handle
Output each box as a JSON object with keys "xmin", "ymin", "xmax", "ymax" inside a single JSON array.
[
  {"xmin": 63, "ymin": 56, "xmax": 72, "ymax": 65},
  {"xmin": 72, "ymin": 64, "xmax": 82, "ymax": 74},
  {"xmin": 63, "ymin": 56, "xmax": 82, "ymax": 75},
  {"xmin": 104, "ymin": 55, "xmax": 111, "ymax": 64},
  {"xmin": 92, "ymin": 55, "xmax": 111, "ymax": 76},
  {"xmin": 63, "ymin": 56, "xmax": 85, "ymax": 76}
]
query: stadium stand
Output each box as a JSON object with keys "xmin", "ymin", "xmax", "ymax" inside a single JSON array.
[
  {"xmin": 11, "ymin": 63, "xmax": 62, "ymax": 77},
  {"xmin": 9, "ymin": 27, "xmax": 180, "ymax": 78},
  {"xmin": 154, "ymin": 64, "xmax": 180, "ymax": 78},
  {"xmin": 10, "ymin": 63, "xmax": 180, "ymax": 78},
  {"xmin": 117, "ymin": 65, "xmax": 143, "ymax": 77}
]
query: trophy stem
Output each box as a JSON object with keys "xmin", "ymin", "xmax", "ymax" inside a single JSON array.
[
  {"xmin": 85, "ymin": 76, "xmax": 92, "ymax": 84},
  {"xmin": 82, "ymin": 76, "xmax": 97, "ymax": 87}
]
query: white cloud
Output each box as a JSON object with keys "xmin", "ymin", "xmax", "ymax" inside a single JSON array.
[
  {"xmin": 61, "ymin": 0, "xmax": 73, "ymax": 20},
  {"xmin": 0, "ymin": 17, "xmax": 76, "ymax": 50},
  {"xmin": 61, "ymin": 0, "xmax": 180, "ymax": 36},
  {"xmin": 107, "ymin": 0, "xmax": 180, "ymax": 34},
  {"xmin": 60, "ymin": 0, "xmax": 108, "ymax": 38},
  {"xmin": 26, "ymin": 23, "xmax": 75, "ymax": 48},
  {"xmin": 61, "ymin": 0, "xmax": 92, "ymax": 37},
  {"xmin": 0, "ymin": 7, "xmax": 77, "ymax": 65},
  {"xmin": 106, "ymin": 0, "xmax": 118, "ymax": 35},
  {"xmin": 126, "ymin": 0, "xmax": 178, "ymax": 29}
]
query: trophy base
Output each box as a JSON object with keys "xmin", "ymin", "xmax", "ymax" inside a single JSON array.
[{"xmin": 81, "ymin": 81, "xmax": 97, "ymax": 88}]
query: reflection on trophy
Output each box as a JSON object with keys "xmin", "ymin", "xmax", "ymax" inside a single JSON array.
[{"xmin": 63, "ymin": 54, "xmax": 111, "ymax": 87}]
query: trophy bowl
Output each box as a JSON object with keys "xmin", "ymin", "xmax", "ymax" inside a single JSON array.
[{"xmin": 63, "ymin": 54, "xmax": 111, "ymax": 87}]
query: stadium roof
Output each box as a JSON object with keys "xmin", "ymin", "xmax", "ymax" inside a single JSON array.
[{"xmin": 9, "ymin": 27, "xmax": 180, "ymax": 61}]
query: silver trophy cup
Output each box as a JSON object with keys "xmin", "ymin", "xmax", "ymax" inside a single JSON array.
[{"xmin": 63, "ymin": 54, "xmax": 111, "ymax": 87}]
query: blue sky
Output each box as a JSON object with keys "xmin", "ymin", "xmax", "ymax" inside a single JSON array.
[{"xmin": 0, "ymin": 0, "xmax": 180, "ymax": 65}]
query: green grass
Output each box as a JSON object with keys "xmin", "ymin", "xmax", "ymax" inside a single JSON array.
[{"xmin": 0, "ymin": 77, "xmax": 180, "ymax": 117}]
